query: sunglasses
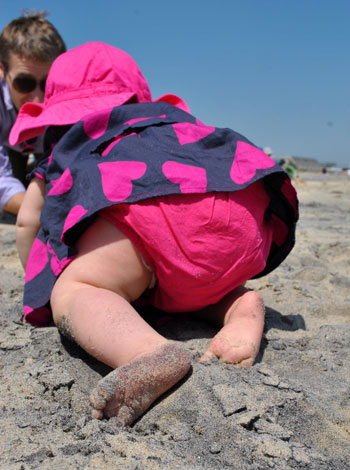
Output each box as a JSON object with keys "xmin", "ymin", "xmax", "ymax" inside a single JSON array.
[{"xmin": 11, "ymin": 74, "xmax": 47, "ymax": 94}]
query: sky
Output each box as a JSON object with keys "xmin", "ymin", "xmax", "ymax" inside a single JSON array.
[{"xmin": 2, "ymin": 0, "xmax": 350, "ymax": 167}]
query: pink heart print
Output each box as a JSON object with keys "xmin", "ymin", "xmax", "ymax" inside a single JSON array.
[
  {"xmin": 230, "ymin": 141, "xmax": 275, "ymax": 184},
  {"xmin": 84, "ymin": 109, "xmax": 112, "ymax": 139},
  {"xmin": 48, "ymin": 168, "xmax": 73, "ymax": 196},
  {"xmin": 25, "ymin": 238, "xmax": 48, "ymax": 282},
  {"xmin": 98, "ymin": 161, "xmax": 147, "ymax": 202},
  {"xmin": 162, "ymin": 161, "xmax": 207, "ymax": 193},
  {"xmin": 62, "ymin": 205, "xmax": 89, "ymax": 240},
  {"xmin": 172, "ymin": 121, "xmax": 215, "ymax": 145}
]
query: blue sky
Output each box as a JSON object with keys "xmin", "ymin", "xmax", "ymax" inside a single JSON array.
[{"xmin": 3, "ymin": 0, "xmax": 350, "ymax": 166}]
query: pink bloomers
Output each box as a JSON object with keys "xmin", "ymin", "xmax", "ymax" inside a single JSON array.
[{"xmin": 100, "ymin": 180, "xmax": 273, "ymax": 312}]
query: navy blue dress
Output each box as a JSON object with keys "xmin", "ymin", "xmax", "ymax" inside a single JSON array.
[{"xmin": 24, "ymin": 102, "xmax": 298, "ymax": 325}]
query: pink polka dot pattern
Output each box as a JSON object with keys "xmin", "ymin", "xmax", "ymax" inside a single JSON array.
[
  {"xmin": 98, "ymin": 161, "xmax": 147, "ymax": 202},
  {"xmin": 173, "ymin": 121, "xmax": 215, "ymax": 145},
  {"xmin": 25, "ymin": 238, "xmax": 49, "ymax": 282},
  {"xmin": 62, "ymin": 205, "xmax": 88, "ymax": 240},
  {"xmin": 162, "ymin": 161, "xmax": 207, "ymax": 193},
  {"xmin": 48, "ymin": 168, "xmax": 73, "ymax": 196},
  {"xmin": 230, "ymin": 141, "xmax": 275, "ymax": 184},
  {"xmin": 84, "ymin": 109, "xmax": 112, "ymax": 139}
]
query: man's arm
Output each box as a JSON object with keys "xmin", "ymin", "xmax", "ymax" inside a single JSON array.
[
  {"xmin": 16, "ymin": 176, "xmax": 46, "ymax": 269},
  {"xmin": 4, "ymin": 191, "xmax": 25, "ymax": 214},
  {"xmin": 0, "ymin": 146, "xmax": 26, "ymax": 215}
]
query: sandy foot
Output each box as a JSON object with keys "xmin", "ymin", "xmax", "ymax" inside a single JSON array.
[
  {"xmin": 89, "ymin": 342, "xmax": 191, "ymax": 426},
  {"xmin": 200, "ymin": 291, "xmax": 265, "ymax": 367}
]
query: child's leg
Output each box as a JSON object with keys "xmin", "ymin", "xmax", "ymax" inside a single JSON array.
[
  {"xmin": 50, "ymin": 217, "xmax": 191, "ymax": 426},
  {"xmin": 195, "ymin": 285, "xmax": 264, "ymax": 368}
]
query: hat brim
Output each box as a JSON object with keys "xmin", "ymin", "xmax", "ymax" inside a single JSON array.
[
  {"xmin": 9, "ymin": 91, "xmax": 136, "ymax": 146},
  {"xmin": 10, "ymin": 92, "xmax": 191, "ymax": 147}
]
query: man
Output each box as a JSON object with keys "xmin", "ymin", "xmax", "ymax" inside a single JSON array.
[{"xmin": 0, "ymin": 11, "xmax": 66, "ymax": 214}]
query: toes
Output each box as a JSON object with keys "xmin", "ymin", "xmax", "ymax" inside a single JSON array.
[
  {"xmin": 220, "ymin": 349, "xmax": 253, "ymax": 364},
  {"xmin": 221, "ymin": 350, "xmax": 257, "ymax": 366},
  {"xmin": 199, "ymin": 350, "xmax": 217, "ymax": 362},
  {"xmin": 89, "ymin": 343, "xmax": 192, "ymax": 427},
  {"xmin": 91, "ymin": 408, "xmax": 103, "ymax": 420},
  {"xmin": 202, "ymin": 338, "xmax": 258, "ymax": 367},
  {"xmin": 228, "ymin": 355, "xmax": 256, "ymax": 368},
  {"xmin": 237, "ymin": 357, "xmax": 255, "ymax": 368},
  {"xmin": 89, "ymin": 388, "xmax": 107, "ymax": 410},
  {"xmin": 109, "ymin": 416, "xmax": 128, "ymax": 427},
  {"xmin": 105, "ymin": 404, "xmax": 135, "ymax": 425}
]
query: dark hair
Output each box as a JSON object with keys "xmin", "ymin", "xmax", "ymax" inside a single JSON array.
[{"xmin": 0, "ymin": 10, "xmax": 66, "ymax": 67}]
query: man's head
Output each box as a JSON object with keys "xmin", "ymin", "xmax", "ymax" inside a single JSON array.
[{"xmin": 0, "ymin": 11, "xmax": 66, "ymax": 111}]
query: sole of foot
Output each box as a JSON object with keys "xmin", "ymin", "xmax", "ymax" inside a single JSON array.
[{"xmin": 89, "ymin": 342, "xmax": 191, "ymax": 426}]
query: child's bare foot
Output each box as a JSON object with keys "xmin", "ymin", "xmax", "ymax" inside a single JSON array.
[
  {"xmin": 200, "ymin": 290, "xmax": 264, "ymax": 367},
  {"xmin": 89, "ymin": 342, "xmax": 191, "ymax": 426}
]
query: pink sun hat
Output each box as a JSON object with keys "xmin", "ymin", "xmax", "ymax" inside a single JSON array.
[{"xmin": 10, "ymin": 42, "xmax": 190, "ymax": 146}]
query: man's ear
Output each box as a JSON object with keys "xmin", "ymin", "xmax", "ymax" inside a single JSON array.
[{"xmin": 0, "ymin": 62, "xmax": 5, "ymax": 81}]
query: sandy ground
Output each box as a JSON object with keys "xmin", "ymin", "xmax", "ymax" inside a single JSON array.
[{"xmin": 0, "ymin": 172, "xmax": 349, "ymax": 470}]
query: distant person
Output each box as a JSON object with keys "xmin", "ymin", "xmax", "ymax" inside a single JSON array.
[
  {"xmin": 11, "ymin": 42, "xmax": 298, "ymax": 426},
  {"xmin": 0, "ymin": 11, "xmax": 66, "ymax": 214}
]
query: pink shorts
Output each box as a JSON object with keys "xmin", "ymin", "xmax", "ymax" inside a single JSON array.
[{"xmin": 100, "ymin": 180, "xmax": 273, "ymax": 312}]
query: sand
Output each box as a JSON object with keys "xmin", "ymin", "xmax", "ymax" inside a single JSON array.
[{"xmin": 0, "ymin": 172, "xmax": 349, "ymax": 470}]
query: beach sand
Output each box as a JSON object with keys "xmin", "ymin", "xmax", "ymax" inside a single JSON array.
[{"xmin": 0, "ymin": 173, "xmax": 349, "ymax": 469}]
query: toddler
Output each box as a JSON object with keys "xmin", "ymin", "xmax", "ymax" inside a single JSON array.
[{"xmin": 11, "ymin": 42, "xmax": 298, "ymax": 426}]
